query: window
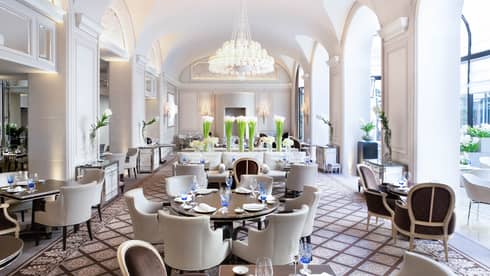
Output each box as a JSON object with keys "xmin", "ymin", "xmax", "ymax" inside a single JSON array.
[{"xmin": 296, "ymin": 66, "xmax": 305, "ymax": 140}]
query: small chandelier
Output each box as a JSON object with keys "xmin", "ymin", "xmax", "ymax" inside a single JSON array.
[{"xmin": 208, "ymin": 0, "xmax": 275, "ymax": 77}]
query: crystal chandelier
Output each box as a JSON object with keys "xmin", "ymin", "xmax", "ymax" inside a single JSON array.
[{"xmin": 208, "ymin": 0, "xmax": 275, "ymax": 76}]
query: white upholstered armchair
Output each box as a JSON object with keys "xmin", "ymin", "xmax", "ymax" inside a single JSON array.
[
  {"xmin": 284, "ymin": 186, "xmax": 320, "ymax": 244},
  {"xmin": 35, "ymin": 182, "xmax": 99, "ymax": 250},
  {"xmin": 78, "ymin": 169, "xmax": 105, "ymax": 221},
  {"xmin": 165, "ymin": 175, "xmax": 195, "ymax": 197},
  {"xmin": 461, "ymin": 173, "xmax": 490, "ymax": 224},
  {"xmin": 285, "ymin": 164, "xmax": 318, "ymax": 197},
  {"xmin": 158, "ymin": 211, "xmax": 231, "ymax": 272},
  {"xmin": 396, "ymin": 251, "xmax": 455, "ymax": 276},
  {"xmin": 124, "ymin": 188, "xmax": 164, "ymax": 244},
  {"xmin": 232, "ymin": 205, "xmax": 309, "ymax": 265}
]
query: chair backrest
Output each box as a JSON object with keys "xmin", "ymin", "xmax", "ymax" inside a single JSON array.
[
  {"xmin": 357, "ymin": 164, "xmax": 379, "ymax": 190},
  {"xmin": 104, "ymin": 153, "xmax": 126, "ymax": 174},
  {"xmin": 222, "ymin": 152, "xmax": 264, "ymax": 168},
  {"xmin": 78, "ymin": 169, "xmax": 105, "ymax": 206},
  {"xmin": 284, "ymin": 186, "xmax": 320, "ymax": 237},
  {"xmin": 396, "ymin": 251, "xmax": 455, "ymax": 276},
  {"xmin": 59, "ymin": 182, "xmax": 99, "ymax": 225},
  {"xmin": 407, "ymin": 183, "xmax": 455, "ymax": 228},
  {"xmin": 126, "ymin": 148, "xmax": 139, "ymax": 167},
  {"xmin": 260, "ymin": 205, "xmax": 309, "ymax": 265},
  {"xmin": 461, "ymin": 173, "xmax": 490, "ymax": 204},
  {"xmin": 240, "ymin": 174, "xmax": 273, "ymax": 194},
  {"xmin": 117, "ymin": 240, "xmax": 167, "ymax": 276},
  {"xmin": 177, "ymin": 152, "xmax": 222, "ymax": 170},
  {"xmin": 233, "ymin": 158, "xmax": 260, "ymax": 185},
  {"xmin": 174, "ymin": 164, "xmax": 207, "ymax": 188},
  {"xmin": 165, "ymin": 175, "xmax": 195, "ymax": 197},
  {"xmin": 158, "ymin": 211, "xmax": 226, "ymax": 271},
  {"xmin": 0, "ymin": 203, "xmax": 20, "ymax": 238},
  {"xmin": 285, "ymin": 164, "xmax": 318, "ymax": 192}
]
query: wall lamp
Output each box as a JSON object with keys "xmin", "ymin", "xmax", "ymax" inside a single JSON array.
[{"xmin": 257, "ymin": 103, "xmax": 270, "ymax": 124}]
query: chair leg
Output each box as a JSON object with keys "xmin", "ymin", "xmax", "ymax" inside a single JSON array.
[
  {"xmin": 257, "ymin": 220, "xmax": 262, "ymax": 230},
  {"xmin": 134, "ymin": 168, "xmax": 137, "ymax": 178},
  {"xmin": 467, "ymin": 201, "xmax": 472, "ymax": 225},
  {"xmin": 443, "ymin": 237, "xmax": 449, "ymax": 262},
  {"xmin": 391, "ymin": 221, "xmax": 397, "ymax": 244},
  {"xmin": 86, "ymin": 219, "xmax": 93, "ymax": 240},
  {"xmin": 375, "ymin": 217, "xmax": 379, "ymax": 224},
  {"xmin": 74, "ymin": 224, "xmax": 79, "ymax": 233},
  {"xmin": 62, "ymin": 226, "xmax": 67, "ymax": 251},
  {"xmin": 21, "ymin": 211, "xmax": 25, "ymax": 222},
  {"xmin": 366, "ymin": 214, "xmax": 371, "ymax": 230},
  {"xmin": 409, "ymin": 236, "xmax": 414, "ymax": 251},
  {"xmin": 97, "ymin": 204, "xmax": 102, "ymax": 221},
  {"xmin": 127, "ymin": 168, "xmax": 131, "ymax": 178}
]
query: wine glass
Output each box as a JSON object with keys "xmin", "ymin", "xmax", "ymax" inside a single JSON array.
[
  {"xmin": 255, "ymin": 257, "xmax": 273, "ymax": 276},
  {"xmin": 28, "ymin": 178, "xmax": 35, "ymax": 193},
  {"xmin": 180, "ymin": 193, "xmax": 189, "ymax": 208},
  {"xmin": 299, "ymin": 240, "xmax": 312, "ymax": 275},
  {"xmin": 249, "ymin": 178, "xmax": 258, "ymax": 198},
  {"xmin": 225, "ymin": 175, "xmax": 233, "ymax": 189},
  {"xmin": 258, "ymin": 183, "xmax": 267, "ymax": 202},
  {"xmin": 7, "ymin": 175, "xmax": 14, "ymax": 189},
  {"xmin": 190, "ymin": 176, "xmax": 198, "ymax": 206}
]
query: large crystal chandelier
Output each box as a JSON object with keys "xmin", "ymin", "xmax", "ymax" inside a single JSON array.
[{"xmin": 208, "ymin": 0, "xmax": 275, "ymax": 76}]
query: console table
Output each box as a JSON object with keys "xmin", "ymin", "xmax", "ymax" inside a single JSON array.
[
  {"xmin": 316, "ymin": 144, "xmax": 339, "ymax": 172},
  {"xmin": 158, "ymin": 143, "xmax": 175, "ymax": 164},
  {"xmin": 363, "ymin": 159, "xmax": 405, "ymax": 185},
  {"xmin": 75, "ymin": 160, "xmax": 119, "ymax": 204},
  {"xmin": 138, "ymin": 145, "xmax": 160, "ymax": 173}
]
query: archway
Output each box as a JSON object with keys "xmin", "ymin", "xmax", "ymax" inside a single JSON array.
[
  {"xmin": 342, "ymin": 6, "xmax": 380, "ymax": 175},
  {"xmin": 310, "ymin": 43, "xmax": 330, "ymax": 145}
]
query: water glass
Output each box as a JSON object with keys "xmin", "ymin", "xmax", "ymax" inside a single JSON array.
[
  {"xmin": 220, "ymin": 188, "xmax": 230, "ymax": 207},
  {"xmin": 7, "ymin": 175, "xmax": 14, "ymax": 189},
  {"xmin": 255, "ymin": 257, "xmax": 273, "ymax": 276},
  {"xmin": 180, "ymin": 193, "xmax": 188, "ymax": 203},
  {"xmin": 259, "ymin": 183, "xmax": 267, "ymax": 202},
  {"xmin": 225, "ymin": 175, "xmax": 233, "ymax": 188},
  {"xmin": 299, "ymin": 240, "xmax": 312, "ymax": 275},
  {"xmin": 28, "ymin": 178, "xmax": 35, "ymax": 193}
]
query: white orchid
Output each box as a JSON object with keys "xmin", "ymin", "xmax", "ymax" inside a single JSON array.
[
  {"xmin": 204, "ymin": 136, "xmax": 219, "ymax": 145},
  {"xmin": 236, "ymin": 116, "xmax": 248, "ymax": 123},
  {"xmin": 260, "ymin": 136, "xmax": 275, "ymax": 145},
  {"xmin": 103, "ymin": 109, "xmax": 112, "ymax": 117},
  {"xmin": 274, "ymin": 115, "xmax": 285, "ymax": 123},
  {"xmin": 282, "ymin": 138, "xmax": 294, "ymax": 147},
  {"xmin": 190, "ymin": 140, "xmax": 205, "ymax": 151},
  {"xmin": 202, "ymin": 116, "xmax": 214, "ymax": 123},
  {"xmin": 247, "ymin": 116, "xmax": 257, "ymax": 124},
  {"xmin": 224, "ymin": 116, "xmax": 235, "ymax": 122}
]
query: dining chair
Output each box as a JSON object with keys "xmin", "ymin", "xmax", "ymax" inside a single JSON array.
[
  {"xmin": 460, "ymin": 173, "xmax": 490, "ymax": 224},
  {"xmin": 233, "ymin": 158, "xmax": 259, "ymax": 187},
  {"xmin": 283, "ymin": 186, "xmax": 320, "ymax": 244},
  {"xmin": 393, "ymin": 183, "xmax": 456, "ymax": 261},
  {"xmin": 165, "ymin": 175, "xmax": 195, "ymax": 197},
  {"xmin": 0, "ymin": 203, "xmax": 20, "ymax": 238},
  {"xmin": 78, "ymin": 169, "xmax": 105, "ymax": 221},
  {"xmin": 35, "ymin": 182, "xmax": 99, "ymax": 250},
  {"xmin": 232, "ymin": 205, "xmax": 309, "ymax": 265},
  {"xmin": 123, "ymin": 148, "xmax": 139, "ymax": 179},
  {"xmin": 103, "ymin": 153, "xmax": 127, "ymax": 192},
  {"xmin": 357, "ymin": 164, "xmax": 395, "ymax": 232},
  {"xmin": 239, "ymin": 174, "xmax": 273, "ymax": 195},
  {"xmin": 396, "ymin": 251, "xmax": 455, "ymax": 276},
  {"xmin": 158, "ymin": 211, "xmax": 231, "ymax": 272},
  {"xmin": 118, "ymin": 240, "xmax": 167, "ymax": 276},
  {"xmin": 124, "ymin": 188, "xmax": 164, "ymax": 244},
  {"xmin": 174, "ymin": 163, "xmax": 207, "ymax": 188},
  {"xmin": 285, "ymin": 163, "xmax": 317, "ymax": 197}
]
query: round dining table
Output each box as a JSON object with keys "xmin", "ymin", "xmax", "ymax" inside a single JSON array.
[
  {"xmin": 170, "ymin": 191, "xmax": 279, "ymax": 222},
  {"xmin": 0, "ymin": 236, "xmax": 23, "ymax": 270}
]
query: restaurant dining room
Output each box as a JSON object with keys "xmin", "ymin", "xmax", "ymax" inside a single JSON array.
[{"xmin": 0, "ymin": 0, "xmax": 489, "ymax": 276}]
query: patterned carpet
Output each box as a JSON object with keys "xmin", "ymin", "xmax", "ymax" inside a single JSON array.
[{"xmin": 7, "ymin": 160, "xmax": 490, "ymax": 276}]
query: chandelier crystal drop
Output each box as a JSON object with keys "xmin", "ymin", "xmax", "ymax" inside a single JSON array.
[{"xmin": 208, "ymin": 0, "xmax": 275, "ymax": 76}]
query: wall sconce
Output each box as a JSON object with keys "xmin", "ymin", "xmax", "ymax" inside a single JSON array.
[
  {"xmin": 200, "ymin": 102, "xmax": 212, "ymax": 116},
  {"xmin": 301, "ymin": 102, "xmax": 309, "ymax": 123},
  {"xmin": 257, "ymin": 103, "xmax": 270, "ymax": 123},
  {"xmin": 164, "ymin": 101, "xmax": 178, "ymax": 117}
]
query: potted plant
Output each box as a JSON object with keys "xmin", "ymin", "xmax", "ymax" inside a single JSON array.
[
  {"xmin": 316, "ymin": 115, "xmax": 333, "ymax": 145},
  {"xmin": 378, "ymin": 111, "xmax": 392, "ymax": 163},
  {"xmin": 5, "ymin": 123, "xmax": 26, "ymax": 149},
  {"xmin": 360, "ymin": 119, "xmax": 375, "ymax": 141},
  {"xmin": 90, "ymin": 109, "xmax": 112, "ymax": 161},
  {"xmin": 141, "ymin": 117, "xmax": 159, "ymax": 145},
  {"xmin": 274, "ymin": 115, "xmax": 285, "ymax": 152},
  {"xmin": 236, "ymin": 116, "xmax": 248, "ymax": 152}
]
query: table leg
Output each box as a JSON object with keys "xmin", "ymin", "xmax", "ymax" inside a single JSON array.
[{"xmin": 214, "ymin": 221, "xmax": 233, "ymax": 239}]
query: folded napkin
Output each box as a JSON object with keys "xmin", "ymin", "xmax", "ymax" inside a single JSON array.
[
  {"xmin": 235, "ymin": 187, "xmax": 251, "ymax": 193},
  {"xmin": 197, "ymin": 203, "xmax": 214, "ymax": 212},
  {"xmin": 16, "ymin": 181, "xmax": 28, "ymax": 186},
  {"xmin": 242, "ymin": 203, "xmax": 265, "ymax": 211}
]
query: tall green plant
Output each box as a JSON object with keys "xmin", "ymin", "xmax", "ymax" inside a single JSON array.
[
  {"xmin": 224, "ymin": 116, "xmax": 235, "ymax": 152},
  {"xmin": 274, "ymin": 115, "xmax": 285, "ymax": 152},
  {"xmin": 248, "ymin": 117, "xmax": 257, "ymax": 152},
  {"xmin": 236, "ymin": 116, "xmax": 247, "ymax": 152}
]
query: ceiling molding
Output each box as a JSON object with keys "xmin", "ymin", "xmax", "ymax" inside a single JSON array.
[
  {"xmin": 100, "ymin": 39, "xmax": 129, "ymax": 61},
  {"xmin": 18, "ymin": 0, "xmax": 65, "ymax": 23},
  {"xmin": 378, "ymin": 17, "xmax": 409, "ymax": 41},
  {"xmin": 135, "ymin": 54, "xmax": 149, "ymax": 66},
  {"xmin": 178, "ymin": 82, "xmax": 292, "ymax": 91},
  {"xmin": 75, "ymin": 13, "xmax": 102, "ymax": 38}
]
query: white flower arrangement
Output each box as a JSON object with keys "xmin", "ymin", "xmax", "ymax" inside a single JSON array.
[
  {"xmin": 247, "ymin": 116, "xmax": 257, "ymax": 124},
  {"xmin": 282, "ymin": 138, "xmax": 294, "ymax": 147},
  {"xmin": 274, "ymin": 115, "xmax": 285, "ymax": 123},
  {"xmin": 224, "ymin": 116, "xmax": 235, "ymax": 122},
  {"xmin": 190, "ymin": 140, "xmax": 205, "ymax": 151},
  {"xmin": 202, "ymin": 116, "xmax": 214, "ymax": 123},
  {"xmin": 204, "ymin": 136, "xmax": 219, "ymax": 145},
  {"xmin": 260, "ymin": 136, "xmax": 275, "ymax": 145},
  {"xmin": 236, "ymin": 116, "xmax": 248, "ymax": 123}
]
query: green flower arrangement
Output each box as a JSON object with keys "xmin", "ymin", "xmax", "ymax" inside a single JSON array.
[
  {"xmin": 236, "ymin": 116, "xmax": 248, "ymax": 152},
  {"xmin": 202, "ymin": 116, "xmax": 214, "ymax": 139},
  {"xmin": 274, "ymin": 115, "xmax": 285, "ymax": 152},
  {"xmin": 90, "ymin": 109, "xmax": 112, "ymax": 140},
  {"xmin": 248, "ymin": 117, "xmax": 257, "ymax": 152},
  {"xmin": 224, "ymin": 116, "xmax": 235, "ymax": 152}
]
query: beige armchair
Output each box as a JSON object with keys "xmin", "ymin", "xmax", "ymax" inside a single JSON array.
[
  {"xmin": 239, "ymin": 174, "xmax": 273, "ymax": 195},
  {"xmin": 123, "ymin": 148, "xmax": 139, "ymax": 179},
  {"xmin": 35, "ymin": 182, "xmax": 99, "ymax": 250},
  {"xmin": 284, "ymin": 186, "xmax": 320, "ymax": 244},
  {"xmin": 124, "ymin": 188, "xmax": 164, "ymax": 244},
  {"xmin": 158, "ymin": 211, "xmax": 231, "ymax": 272},
  {"xmin": 461, "ymin": 173, "xmax": 490, "ymax": 224},
  {"xmin": 118, "ymin": 240, "xmax": 167, "ymax": 276},
  {"xmin": 174, "ymin": 164, "xmax": 207, "ymax": 188},
  {"xmin": 0, "ymin": 203, "xmax": 20, "ymax": 238},
  {"xmin": 232, "ymin": 205, "xmax": 309, "ymax": 265},
  {"xmin": 78, "ymin": 169, "xmax": 105, "ymax": 221},
  {"xmin": 285, "ymin": 164, "xmax": 318, "ymax": 197},
  {"xmin": 233, "ymin": 158, "xmax": 260, "ymax": 187},
  {"xmin": 396, "ymin": 251, "xmax": 455, "ymax": 276},
  {"xmin": 165, "ymin": 175, "xmax": 195, "ymax": 197}
]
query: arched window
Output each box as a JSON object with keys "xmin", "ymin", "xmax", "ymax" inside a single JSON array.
[
  {"xmin": 296, "ymin": 66, "xmax": 305, "ymax": 140},
  {"xmin": 460, "ymin": 0, "xmax": 490, "ymax": 126}
]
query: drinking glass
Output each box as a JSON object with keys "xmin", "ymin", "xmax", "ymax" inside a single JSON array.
[
  {"xmin": 255, "ymin": 257, "xmax": 273, "ymax": 276},
  {"xmin": 220, "ymin": 188, "xmax": 230, "ymax": 208},
  {"xmin": 28, "ymin": 178, "xmax": 35, "ymax": 193},
  {"xmin": 190, "ymin": 176, "xmax": 198, "ymax": 205},
  {"xmin": 225, "ymin": 175, "xmax": 233, "ymax": 189},
  {"xmin": 258, "ymin": 183, "xmax": 267, "ymax": 202},
  {"xmin": 180, "ymin": 193, "xmax": 188, "ymax": 207},
  {"xmin": 7, "ymin": 175, "xmax": 14, "ymax": 189},
  {"xmin": 299, "ymin": 240, "xmax": 312, "ymax": 275}
]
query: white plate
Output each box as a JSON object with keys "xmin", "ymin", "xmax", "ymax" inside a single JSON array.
[
  {"xmin": 15, "ymin": 181, "xmax": 28, "ymax": 186},
  {"xmin": 232, "ymin": 265, "xmax": 249, "ymax": 275},
  {"xmin": 182, "ymin": 204, "xmax": 193, "ymax": 210},
  {"xmin": 234, "ymin": 208, "xmax": 245, "ymax": 214},
  {"xmin": 6, "ymin": 187, "xmax": 25, "ymax": 193},
  {"xmin": 193, "ymin": 204, "xmax": 217, "ymax": 213},
  {"xmin": 174, "ymin": 197, "xmax": 191, "ymax": 203},
  {"xmin": 234, "ymin": 187, "xmax": 251, "ymax": 194},
  {"xmin": 196, "ymin": 188, "xmax": 216, "ymax": 195},
  {"xmin": 243, "ymin": 203, "xmax": 266, "ymax": 212}
]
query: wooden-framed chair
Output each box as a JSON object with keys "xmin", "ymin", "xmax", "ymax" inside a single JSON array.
[
  {"xmin": 232, "ymin": 158, "xmax": 259, "ymax": 187},
  {"xmin": 118, "ymin": 240, "xmax": 167, "ymax": 276},
  {"xmin": 0, "ymin": 203, "xmax": 20, "ymax": 238},
  {"xmin": 393, "ymin": 183, "xmax": 456, "ymax": 261}
]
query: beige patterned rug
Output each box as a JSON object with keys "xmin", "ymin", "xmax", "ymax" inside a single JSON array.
[{"xmin": 8, "ymin": 161, "xmax": 490, "ymax": 276}]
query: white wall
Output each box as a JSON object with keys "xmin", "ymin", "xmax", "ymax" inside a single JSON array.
[
  {"xmin": 342, "ymin": 6, "xmax": 380, "ymax": 174},
  {"xmin": 310, "ymin": 43, "xmax": 330, "ymax": 145},
  {"xmin": 109, "ymin": 61, "xmax": 132, "ymax": 153},
  {"xmin": 415, "ymin": 0, "xmax": 463, "ymax": 186}
]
